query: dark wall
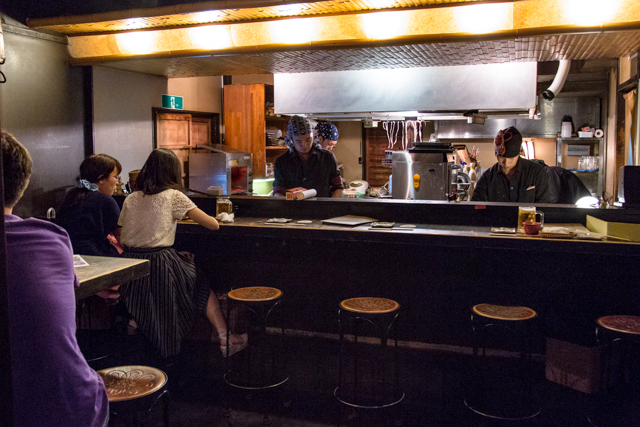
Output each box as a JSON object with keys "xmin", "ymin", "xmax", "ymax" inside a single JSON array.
[{"xmin": 0, "ymin": 22, "xmax": 85, "ymax": 218}]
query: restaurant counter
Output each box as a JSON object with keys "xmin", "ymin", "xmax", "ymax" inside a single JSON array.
[{"xmin": 165, "ymin": 196, "xmax": 640, "ymax": 351}]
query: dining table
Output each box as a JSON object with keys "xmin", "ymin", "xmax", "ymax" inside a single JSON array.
[{"xmin": 74, "ymin": 255, "xmax": 150, "ymax": 301}]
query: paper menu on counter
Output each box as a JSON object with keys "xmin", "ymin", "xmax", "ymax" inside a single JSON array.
[{"xmin": 73, "ymin": 255, "xmax": 90, "ymax": 268}]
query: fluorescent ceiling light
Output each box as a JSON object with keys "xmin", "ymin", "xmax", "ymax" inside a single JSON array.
[
  {"xmin": 454, "ymin": 3, "xmax": 510, "ymax": 34},
  {"xmin": 192, "ymin": 11, "xmax": 224, "ymax": 23},
  {"xmin": 116, "ymin": 31, "xmax": 157, "ymax": 54},
  {"xmin": 563, "ymin": 0, "xmax": 621, "ymax": 26},
  {"xmin": 123, "ymin": 18, "xmax": 147, "ymax": 29},
  {"xmin": 276, "ymin": 4, "xmax": 307, "ymax": 16},
  {"xmin": 189, "ymin": 25, "xmax": 233, "ymax": 49},
  {"xmin": 361, "ymin": 11, "xmax": 409, "ymax": 39},
  {"xmin": 269, "ymin": 18, "xmax": 318, "ymax": 44}
]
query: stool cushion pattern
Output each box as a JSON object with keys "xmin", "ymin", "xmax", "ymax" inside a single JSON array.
[
  {"xmin": 97, "ymin": 366, "xmax": 167, "ymax": 402},
  {"xmin": 598, "ymin": 315, "xmax": 640, "ymax": 335},
  {"xmin": 473, "ymin": 304, "xmax": 536, "ymax": 321},
  {"xmin": 228, "ymin": 286, "xmax": 282, "ymax": 302},
  {"xmin": 341, "ymin": 297, "xmax": 399, "ymax": 314}
]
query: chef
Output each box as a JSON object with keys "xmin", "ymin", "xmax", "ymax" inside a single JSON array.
[
  {"xmin": 273, "ymin": 116, "xmax": 344, "ymax": 198},
  {"xmin": 471, "ymin": 126, "xmax": 550, "ymax": 203},
  {"xmin": 315, "ymin": 122, "xmax": 339, "ymax": 151}
]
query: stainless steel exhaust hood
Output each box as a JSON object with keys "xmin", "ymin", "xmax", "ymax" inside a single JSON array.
[{"xmin": 274, "ymin": 62, "xmax": 538, "ymax": 121}]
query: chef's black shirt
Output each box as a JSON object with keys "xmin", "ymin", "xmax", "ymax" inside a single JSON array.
[
  {"xmin": 273, "ymin": 147, "xmax": 344, "ymax": 197},
  {"xmin": 471, "ymin": 157, "xmax": 550, "ymax": 203}
]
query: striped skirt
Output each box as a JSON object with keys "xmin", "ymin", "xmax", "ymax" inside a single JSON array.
[{"xmin": 119, "ymin": 247, "xmax": 210, "ymax": 358}]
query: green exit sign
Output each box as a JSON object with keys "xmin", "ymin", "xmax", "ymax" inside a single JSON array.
[{"xmin": 162, "ymin": 94, "xmax": 183, "ymax": 110}]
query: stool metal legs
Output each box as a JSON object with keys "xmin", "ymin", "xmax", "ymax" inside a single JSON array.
[
  {"xmin": 464, "ymin": 312, "xmax": 540, "ymax": 421},
  {"xmin": 335, "ymin": 308, "xmax": 404, "ymax": 410},
  {"xmin": 110, "ymin": 389, "xmax": 170, "ymax": 427},
  {"xmin": 224, "ymin": 298, "xmax": 288, "ymax": 390},
  {"xmin": 589, "ymin": 327, "xmax": 640, "ymax": 427}
]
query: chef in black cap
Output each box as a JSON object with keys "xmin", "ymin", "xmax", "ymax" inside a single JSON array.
[{"xmin": 471, "ymin": 126, "xmax": 549, "ymax": 203}]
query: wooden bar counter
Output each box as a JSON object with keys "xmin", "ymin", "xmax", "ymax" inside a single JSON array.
[{"xmin": 116, "ymin": 195, "xmax": 640, "ymax": 350}]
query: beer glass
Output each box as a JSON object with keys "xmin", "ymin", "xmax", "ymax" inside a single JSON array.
[
  {"xmin": 517, "ymin": 206, "xmax": 536, "ymax": 230},
  {"xmin": 216, "ymin": 197, "xmax": 233, "ymax": 216}
]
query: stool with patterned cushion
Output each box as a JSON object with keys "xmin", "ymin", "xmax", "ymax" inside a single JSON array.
[
  {"xmin": 224, "ymin": 287, "xmax": 288, "ymax": 425},
  {"xmin": 589, "ymin": 315, "xmax": 640, "ymax": 427},
  {"xmin": 464, "ymin": 303, "xmax": 540, "ymax": 421},
  {"xmin": 335, "ymin": 297, "xmax": 404, "ymax": 417},
  {"xmin": 98, "ymin": 365, "xmax": 169, "ymax": 427}
]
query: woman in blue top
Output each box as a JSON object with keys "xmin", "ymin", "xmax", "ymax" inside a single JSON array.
[{"xmin": 57, "ymin": 154, "xmax": 122, "ymax": 257}]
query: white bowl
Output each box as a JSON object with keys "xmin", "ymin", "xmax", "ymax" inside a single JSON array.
[{"xmin": 578, "ymin": 131, "xmax": 594, "ymax": 138}]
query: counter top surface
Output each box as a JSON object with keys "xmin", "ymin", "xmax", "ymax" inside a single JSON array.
[
  {"xmin": 181, "ymin": 218, "xmax": 617, "ymax": 242},
  {"xmin": 74, "ymin": 255, "xmax": 150, "ymax": 301}
]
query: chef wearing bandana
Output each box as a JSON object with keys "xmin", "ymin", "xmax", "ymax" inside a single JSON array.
[
  {"xmin": 315, "ymin": 122, "xmax": 339, "ymax": 151},
  {"xmin": 273, "ymin": 116, "xmax": 344, "ymax": 198},
  {"xmin": 471, "ymin": 126, "xmax": 549, "ymax": 203}
]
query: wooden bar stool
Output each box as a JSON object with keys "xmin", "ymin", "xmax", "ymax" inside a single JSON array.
[
  {"xmin": 464, "ymin": 303, "xmax": 540, "ymax": 421},
  {"xmin": 589, "ymin": 315, "xmax": 640, "ymax": 427},
  {"xmin": 98, "ymin": 365, "xmax": 169, "ymax": 427},
  {"xmin": 335, "ymin": 297, "xmax": 404, "ymax": 418},
  {"xmin": 223, "ymin": 286, "xmax": 288, "ymax": 425}
]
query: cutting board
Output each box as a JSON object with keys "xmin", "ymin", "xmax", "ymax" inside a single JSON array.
[{"xmin": 322, "ymin": 215, "xmax": 377, "ymax": 226}]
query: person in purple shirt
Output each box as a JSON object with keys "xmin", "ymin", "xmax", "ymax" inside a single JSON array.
[{"xmin": 2, "ymin": 130, "xmax": 109, "ymax": 427}]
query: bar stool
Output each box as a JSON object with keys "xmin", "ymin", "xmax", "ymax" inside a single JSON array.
[
  {"xmin": 97, "ymin": 365, "xmax": 170, "ymax": 427},
  {"xmin": 588, "ymin": 315, "xmax": 640, "ymax": 427},
  {"xmin": 223, "ymin": 286, "xmax": 288, "ymax": 425},
  {"xmin": 464, "ymin": 303, "xmax": 540, "ymax": 421},
  {"xmin": 335, "ymin": 297, "xmax": 404, "ymax": 417}
]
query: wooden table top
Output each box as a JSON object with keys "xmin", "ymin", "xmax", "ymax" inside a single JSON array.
[{"xmin": 74, "ymin": 255, "xmax": 150, "ymax": 301}]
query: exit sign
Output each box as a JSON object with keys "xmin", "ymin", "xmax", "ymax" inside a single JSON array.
[{"xmin": 162, "ymin": 94, "xmax": 183, "ymax": 110}]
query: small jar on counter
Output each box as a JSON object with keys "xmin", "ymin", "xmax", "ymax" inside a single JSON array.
[{"xmin": 216, "ymin": 197, "xmax": 233, "ymax": 216}]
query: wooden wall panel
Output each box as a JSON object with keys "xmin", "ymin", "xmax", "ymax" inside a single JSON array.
[{"xmin": 224, "ymin": 84, "xmax": 266, "ymax": 178}]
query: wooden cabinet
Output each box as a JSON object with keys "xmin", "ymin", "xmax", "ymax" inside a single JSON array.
[
  {"xmin": 224, "ymin": 84, "xmax": 288, "ymax": 179},
  {"xmin": 153, "ymin": 109, "xmax": 219, "ymax": 188}
]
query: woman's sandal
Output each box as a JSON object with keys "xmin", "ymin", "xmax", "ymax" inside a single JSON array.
[{"xmin": 219, "ymin": 333, "xmax": 248, "ymax": 358}]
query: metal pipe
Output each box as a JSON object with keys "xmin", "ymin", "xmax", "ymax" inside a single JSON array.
[{"xmin": 542, "ymin": 60, "xmax": 571, "ymax": 101}]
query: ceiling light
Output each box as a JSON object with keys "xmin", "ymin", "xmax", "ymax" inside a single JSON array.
[
  {"xmin": 276, "ymin": 4, "xmax": 306, "ymax": 16},
  {"xmin": 367, "ymin": 0, "xmax": 397, "ymax": 8},
  {"xmin": 189, "ymin": 25, "xmax": 233, "ymax": 49},
  {"xmin": 563, "ymin": 0, "xmax": 621, "ymax": 26},
  {"xmin": 192, "ymin": 11, "xmax": 223, "ymax": 23},
  {"xmin": 361, "ymin": 11, "xmax": 409, "ymax": 39},
  {"xmin": 269, "ymin": 18, "xmax": 317, "ymax": 44},
  {"xmin": 454, "ymin": 3, "xmax": 510, "ymax": 34},
  {"xmin": 123, "ymin": 18, "xmax": 147, "ymax": 29},
  {"xmin": 116, "ymin": 31, "xmax": 157, "ymax": 55}
]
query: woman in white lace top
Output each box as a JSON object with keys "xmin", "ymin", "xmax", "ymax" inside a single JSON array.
[{"xmin": 118, "ymin": 149, "xmax": 246, "ymax": 358}]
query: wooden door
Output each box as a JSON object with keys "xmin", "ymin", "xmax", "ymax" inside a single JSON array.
[{"xmin": 224, "ymin": 84, "xmax": 266, "ymax": 178}]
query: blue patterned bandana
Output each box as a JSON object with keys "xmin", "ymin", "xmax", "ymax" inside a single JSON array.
[
  {"xmin": 316, "ymin": 122, "xmax": 339, "ymax": 141},
  {"xmin": 77, "ymin": 178, "xmax": 99, "ymax": 191},
  {"xmin": 285, "ymin": 116, "xmax": 319, "ymax": 152}
]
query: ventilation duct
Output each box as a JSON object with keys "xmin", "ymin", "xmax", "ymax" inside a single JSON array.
[
  {"xmin": 274, "ymin": 62, "xmax": 538, "ymax": 121},
  {"xmin": 542, "ymin": 60, "xmax": 571, "ymax": 101}
]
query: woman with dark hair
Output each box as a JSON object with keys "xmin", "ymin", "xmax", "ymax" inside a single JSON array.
[
  {"xmin": 118, "ymin": 148, "xmax": 246, "ymax": 358},
  {"xmin": 57, "ymin": 154, "xmax": 123, "ymax": 257}
]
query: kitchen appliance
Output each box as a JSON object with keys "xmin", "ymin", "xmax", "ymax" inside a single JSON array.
[
  {"xmin": 391, "ymin": 142, "xmax": 470, "ymax": 200},
  {"xmin": 616, "ymin": 166, "xmax": 640, "ymax": 208},
  {"xmin": 189, "ymin": 144, "xmax": 253, "ymax": 195}
]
